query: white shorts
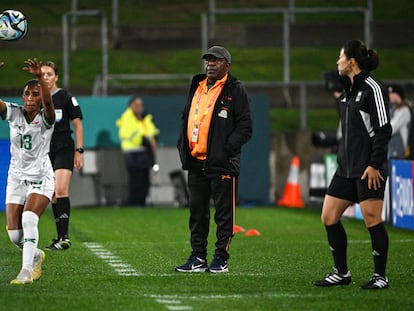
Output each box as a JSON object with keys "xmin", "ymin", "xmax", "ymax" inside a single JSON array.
[{"xmin": 6, "ymin": 174, "xmax": 55, "ymax": 205}]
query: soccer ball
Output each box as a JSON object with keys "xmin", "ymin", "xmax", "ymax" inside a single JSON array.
[{"xmin": 0, "ymin": 10, "xmax": 28, "ymax": 41}]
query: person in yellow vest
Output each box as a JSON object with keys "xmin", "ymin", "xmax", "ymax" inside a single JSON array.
[{"xmin": 116, "ymin": 96, "xmax": 159, "ymax": 206}]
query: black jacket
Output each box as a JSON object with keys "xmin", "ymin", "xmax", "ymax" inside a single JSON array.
[
  {"xmin": 336, "ymin": 71, "xmax": 392, "ymax": 178},
  {"xmin": 177, "ymin": 73, "xmax": 253, "ymax": 177}
]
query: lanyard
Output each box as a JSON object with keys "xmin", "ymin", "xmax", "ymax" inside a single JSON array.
[
  {"xmin": 190, "ymin": 83, "xmax": 223, "ymax": 145},
  {"xmin": 193, "ymin": 83, "xmax": 223, "ymax": 127}
]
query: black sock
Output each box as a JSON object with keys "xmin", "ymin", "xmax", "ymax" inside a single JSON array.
[
  {"xmin": 368, "ymin": 222, "xmax": 389, "ymax": 277},
  {"xmin": 325, "ymin": 222, "xmax": 348, "ymax": 274},
  {"xmin": 56, "ymin": 197, "xmax": 71, "ymax": 239},
  {"xmin": 51, "ymin": 202, "xmax": 60, "ymax": 238}
]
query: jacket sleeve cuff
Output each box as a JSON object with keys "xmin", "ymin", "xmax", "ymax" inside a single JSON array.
[{"xmin": 369, "ymin": 161, "xmax": 381, "ymax": 170}]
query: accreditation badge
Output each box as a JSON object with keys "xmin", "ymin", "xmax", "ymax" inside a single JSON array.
[
  {"xmin": 55, "ymin": 109, "xmax": 63, "ymax": 122},
  {"xmin": 191, "ymin": 125, "xmax": 199, "ymax": 143}
]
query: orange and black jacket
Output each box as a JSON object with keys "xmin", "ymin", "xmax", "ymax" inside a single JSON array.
[{"xmin": 177, "ymin": 73, "xmax": 253, "ymax": 177}]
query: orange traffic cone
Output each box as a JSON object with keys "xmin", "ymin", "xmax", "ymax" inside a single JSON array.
[
  {"xmin": 277, "ymin": 156, "xmax": 305, "ymax": 208},
  {"xmin": 245, "ymin": 229, "xmax": 260, "ymax": 236},
  {"xmin": 233, "ymin": 225, "xmax": 245, "ymax": 234}
]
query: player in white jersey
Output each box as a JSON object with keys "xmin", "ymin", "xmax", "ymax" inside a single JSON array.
[{"xmin": 0, "ymin": 59, "xmax": 55, "ymax": 285}]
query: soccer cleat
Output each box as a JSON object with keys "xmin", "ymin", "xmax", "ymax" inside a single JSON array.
[
  {"xmin": 60, "ymin": 238, "xmax": 72, "ymax": 249},
  {"xmin": 208, "ymin": 255, "xmax": 229, "ymax": 273},
  {"xmin": 32, "ymin": 250, "xmax": 45, "ymax": 281},
  {"xmin": 360, "ymin": 274, "xmax": 388, "ymax": 289},
  {"xmin": 10, "ymin": 268, "xmax": 33, "ymax": 285},
  {"xmin": 175, "ymin": 256, "xmax": 208, "ymax": 272},
  {"xmin": 313, "ymin": 268, "xmax": 352, "ymax": 287},
  {"xmin": 45, "ymin": 238, "xmax": 71, "ymax": 251}
]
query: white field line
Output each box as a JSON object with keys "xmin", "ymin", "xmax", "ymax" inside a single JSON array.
[
  {"xmin": 155, "ymin": 296, "xmax": 193, "ymax": 310},
  {"xmin": 151, "ymin": 292, "xmax": 324, "ymax": 311},
  {"xmin": 166, "ymin": 306, "xmax": 193, "ymax": 311},
  {"xmin": 149, "ymin": 293, "xmax": 323, "ymax": 300},
  {"xmin": 84, "ymin": 242, "xmax": 141, "ymax": 276},
  {"xmin": 156, "ymin": 299, "xmax": 182, "ymax": 304},
  {"xmin": 147, "ymin": 272, "xmax": 266, "ymax": 277}
]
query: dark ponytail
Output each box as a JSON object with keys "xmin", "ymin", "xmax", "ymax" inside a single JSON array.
[{"xmin": 343, "ymin": 39, "xmax": 379, "ymax": 71}]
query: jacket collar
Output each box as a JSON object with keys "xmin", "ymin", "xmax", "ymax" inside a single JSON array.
[
  {"xmin": 344, "ymin": 70, "xmax": 370, "ymax": 94},
  {"xmin": 191, "ymin": 72, "xmax": 237, "ymax": 89}
]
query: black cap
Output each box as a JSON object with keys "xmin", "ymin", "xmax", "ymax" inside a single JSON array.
[
  {"xmin": 388, "ymin": 84, "xmax": 405, "ymax": 100},
  {"xmin": 202, "ymin": 46, "xmax": 231, "ymax": 64}
]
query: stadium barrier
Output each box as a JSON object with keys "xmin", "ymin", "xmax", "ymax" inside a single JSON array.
[
  {"xmin": 0, "ymin": 140, "xmax": 10, "ymax": 211},
  {"xmin": 389, "ymin": 159, "xmax": 414, "ymax": 230},
  {"xmin": 0, "ymin": 94, "xmax": 270, "ymax": 207}
]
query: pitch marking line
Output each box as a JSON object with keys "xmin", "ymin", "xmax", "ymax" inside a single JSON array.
[
  {"xmin": 149, "ymin": 293, "xmax": 323, "ymax": 309},
  {"xmin": 166, "ymin": 307, "xmax": 193, "ymax": 311},
  {"xmin": 149, "ymin": 293, "xmax": 320, "ymax": 300},
  {"xmin": 84, "ymin": 242, "xmax": 141, "ymax": 276},
  {"xmin": 154, "ymin": 297, "xmax": 193, "ymax": 310}
]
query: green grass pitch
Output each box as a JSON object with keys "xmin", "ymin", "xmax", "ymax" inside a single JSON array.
[{"xmin": 0, "ymin": 206, "xmax": 413, "ymax": 310}]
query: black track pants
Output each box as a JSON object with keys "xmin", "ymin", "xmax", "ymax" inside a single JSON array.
[{"xmin": 188, "ymin": 171, "xmax": 237, "ymax": 260}]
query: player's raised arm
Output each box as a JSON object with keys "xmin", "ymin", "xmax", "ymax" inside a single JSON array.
[{"xmin": 23, "ymin": 58, "xmax": 55, "ymax": 124}]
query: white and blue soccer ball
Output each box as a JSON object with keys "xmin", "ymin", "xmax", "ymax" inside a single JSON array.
[{"xmin": 0, "ymin": 10, "xmax": 28, "ymax": 41}]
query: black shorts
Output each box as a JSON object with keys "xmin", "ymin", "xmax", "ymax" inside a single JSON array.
[
  {"xmin": 326, "ymin": 173, "xmax": 387, "ymax": 203},
  {"xmin": 50, "ymin": 147, "xmax": 74, "ymax": 171}
]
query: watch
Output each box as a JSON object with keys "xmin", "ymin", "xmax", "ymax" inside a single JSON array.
[{"xmin": 75, "ymin": 147, "xmax": 84, "ymax": 154}]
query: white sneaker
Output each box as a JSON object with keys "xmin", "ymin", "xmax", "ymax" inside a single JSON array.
[
  {"xmin": 10, "ymin": 268, "xmax": 33, "ymax": 285},
  {"xmin": 32, "ymin": 250, "xmax": 46, "ymax": 281}
]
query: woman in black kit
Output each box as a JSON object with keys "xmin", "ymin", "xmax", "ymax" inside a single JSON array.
[
  {"xmin": 41, "ymin": 61, "xmax": 84, "ymax": 251},
  {"xmin": 313, "ymin": 40, "xmax": 392, "ymax": 290}
]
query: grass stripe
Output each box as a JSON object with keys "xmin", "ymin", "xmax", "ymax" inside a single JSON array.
[{"xmin": 1, "ymin": 207, "xmax": 413, "ymax": 311}]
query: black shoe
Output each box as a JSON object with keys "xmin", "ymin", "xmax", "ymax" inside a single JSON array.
[
  {"xmin": 314, "ymin": 268, "xmax": 352, "ymax": 287},
  {"xmin": 208, "ymin": 255, "xmax": 229, "ymax": 273},
  {"xmin": 175, "ymin": 256, "xmax": 208, "ymax": 272},
  {"xmin": 45, "ymin": 238, "xmax": 71, "ymax": 251},
  {"xmin": 360, "ymin": 274, "xmax": 388, "ymax": 289}
]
